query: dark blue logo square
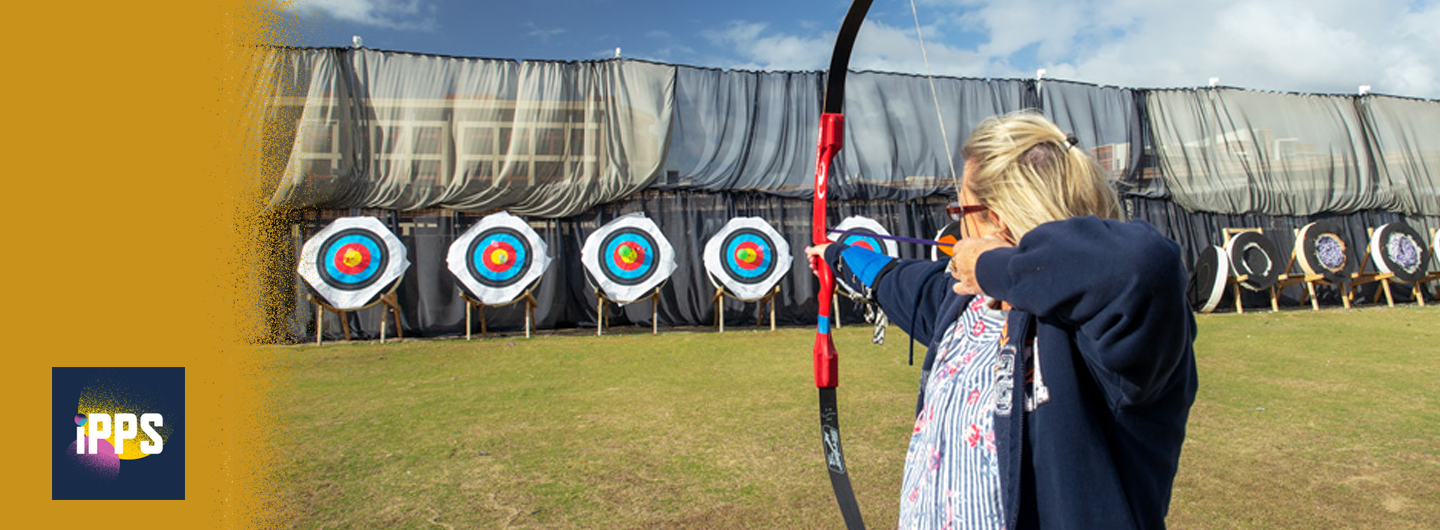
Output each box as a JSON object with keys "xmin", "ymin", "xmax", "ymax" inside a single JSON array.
[{"xmin": 52, "ymin": 367, "xmax": 185, "ymax": 500}]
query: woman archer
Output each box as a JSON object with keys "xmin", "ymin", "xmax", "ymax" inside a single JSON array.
[{"xmin": 807, "ymin": 111, "xmax": 1197, "ymax": 530}]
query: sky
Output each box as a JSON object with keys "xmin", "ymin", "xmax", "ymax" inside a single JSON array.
[{"xmin": 272, "ymin": 0, "xmax": 1440, "ymax": 99}]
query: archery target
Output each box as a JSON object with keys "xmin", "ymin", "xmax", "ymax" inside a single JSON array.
[
  {"xmin": 930, "ymin": 220, "xmax": 964, "ymax": 261},
  {"xmin": 581, "ymin": 213, "xmax": 677, "ymax": 303},
  {"xmin": 1368, "ymin": 222, "xmax": 1430, "ymax": 284},
  {"xmin": 703, "ymin": 217, "xmax": 793, "ymax": 300},
  {"xmin": 446, "ymin": 211, "xmax": 551, "ymax": 304},
  {"xmin": 1295, "ymin": 220, "xmax": 1355, "ymax": 284},
  {"xmin": 1225, "ymin": 231, "xmax": 1281, "ymax": 291},
  {"xmin": 827, "ymin": 217, "xmax": 899, "ymax": 297},
  {"xmin": 1188, "ymin": 245, "xmax": 1228, "ymax": 313},
  {"xmin": 298, "ymin": 217, "xmax": 410, "ymax": 310}
]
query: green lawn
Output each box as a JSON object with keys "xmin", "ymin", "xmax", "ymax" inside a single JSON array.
[{"xmin": 265, "ymin": 306, "xmax": 1439, "ymax": 529}]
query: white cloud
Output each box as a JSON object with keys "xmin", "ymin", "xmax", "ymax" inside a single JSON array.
[
  {"xmin": 702, "ymin": 21, "xmax": 833, "ymax": 71},
  {"xmin": 705, "ymin": 0, "xmax": 1440, "ymax": 98},
  {"xmin": 282, "ymin": 0, "xmax": 438, "ymax": 32},
  {"xmin": 703, "ymin": 19, "xmax": 986, "ymax": 75},
  {"xmin": 525, "ymin": 22, "xmax": 566, "ymax": 43}
]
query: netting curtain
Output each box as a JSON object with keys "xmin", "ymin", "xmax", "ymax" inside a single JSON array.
[
  {"xmin": 1146, "ymin": 88, "xmax": 1421, "ymax": 216},
  {"xmin": 257, "ymin": 47, "xmax": 675, "ymax": 218}
]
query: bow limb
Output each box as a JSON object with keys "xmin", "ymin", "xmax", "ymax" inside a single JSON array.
[{"xmin": 812, "ymin": 2, "xmax": 873, "ymax": 530}]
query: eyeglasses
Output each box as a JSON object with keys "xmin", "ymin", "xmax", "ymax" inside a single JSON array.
[{"xmin": 946, "ymin": 203, "xmax": 989, "ymax": 222}]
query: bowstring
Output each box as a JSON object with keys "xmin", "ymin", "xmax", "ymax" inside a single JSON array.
[{"xmin": 908, "ymin": 0, "xmax": 963, "ymax": 203}]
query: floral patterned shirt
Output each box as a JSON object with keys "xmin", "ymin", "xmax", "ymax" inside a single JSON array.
[{"xmin": 897, "ymin": 296, "xmax": 1006, "ymax": 530}]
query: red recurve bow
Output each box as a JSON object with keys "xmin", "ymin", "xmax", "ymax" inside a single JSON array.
[{"xmin": 811, "ymin": 1, "xmax": 874, "ymax": 528}]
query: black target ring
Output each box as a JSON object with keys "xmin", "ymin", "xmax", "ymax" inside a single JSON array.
[
  {"xmin": 1226, "ymin": 231, "xmax": 1281, "ymax": 291},
  {"xmin": 317, "ymin": 227, "xmax": 391, "ymax": 291},
  {"xmin": 598, "ymin": 228, "xmax": 662, "ymax": 287},
  {"xmin": 1296, "ymin": 220, "xmax": 1355, "ymax": 284},
  {"xmin": 465, "ymin": 226, "xmax": 534, "ymax": 289},
  {"xmin": 1187, "ymin": 246, "xmax": 1228, "ymax": 313},
  {"xmin": 1370, "ymin": 223, "xmax": 1430, "ymax": 284},
  {"xmin": 718, "ymin": 227, "xmax": 778, "ymax": 285}
]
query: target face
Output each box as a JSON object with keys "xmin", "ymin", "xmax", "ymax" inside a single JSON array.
[
  {"xmin": 1225, "ymin": 231, "xmax": 1281, "ymax": 291},
  {"xmin": 447, "ymin": 212, "xmax": 550, "ymax": 304},
  {"xmin": 1369, "ymin": 222, "xmax": 1430, "ymax": 284},
  {"xmin": 298, "ymin": 217, "xmax": 410, "ymax": 310},
  {"xmin": 601, "ymin": 230, "xmax": 660, "ymax": 285},
  {"xmin": 581, "ymin": 213, "xmax": 677, "ymax": 303},
  {"xmin": 319, "ymin": 228, "xmax": 389, "ymax": 290},
  {"xmin": 1295, "ymin": 221, "xmax": 1355, "ymax": 284},
  {"xmin": 1187, "ymin": 246, "xmax": 1228, "ymax": 313},
  {"xmin": 703, "ymin": 217, "xmax": 792, "ymax": 300},
  {"xmin": 827, "ymin": 217, "xmax": 898, "ymax": 296}
]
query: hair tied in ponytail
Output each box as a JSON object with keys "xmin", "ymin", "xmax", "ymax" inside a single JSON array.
[{"xmin": 1065, "ymin": 134, "xmax": 1079, "ymax": 149}]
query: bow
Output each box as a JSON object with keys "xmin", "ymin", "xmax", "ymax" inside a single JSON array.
[{"xmin": 811, "ymin": 1, "xmax": 874, "ymax": 528}]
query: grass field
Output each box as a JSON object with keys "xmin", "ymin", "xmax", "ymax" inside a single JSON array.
[{"xmin": 266, "ymin": 306, "xmax": 1439, "ymax": 529}]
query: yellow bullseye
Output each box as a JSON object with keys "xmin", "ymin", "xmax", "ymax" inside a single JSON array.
[
  {"xmin": 737, "ymin": 248, "xmax": 756, "ymax": 263},
  {"xmin": 619, "ymin": 246, "xmax": 637, "ymax": 263},
  {"xmin": 491, "ymin": 249, "xmax": 510, "ymax": 265},
  {"xmin": 343, "ymin": 248, "xmax": 364, "ymax": 267}
]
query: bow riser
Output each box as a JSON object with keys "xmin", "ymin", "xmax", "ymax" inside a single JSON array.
[{"xmin": 813, "ymin": 113, "xmax": 844, "ymax": 389}]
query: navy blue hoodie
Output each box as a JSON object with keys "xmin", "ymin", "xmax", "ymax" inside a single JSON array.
[{"xmin": 823, "ymin": 216, "xmax": 1197, "ymax": 530}]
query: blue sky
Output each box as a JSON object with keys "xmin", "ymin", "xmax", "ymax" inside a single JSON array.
[{"xmin": 273, "ymin": 0, "xmax": 1440, "ymax": 99}]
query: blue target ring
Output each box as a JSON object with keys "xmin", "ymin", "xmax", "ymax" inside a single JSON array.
[
  {"xmin": 465, "ymin": 227, "xmax": 533, "ymax": 288},
  {"xmin": 720, "ymin": 229, "xmax": 776, "ymax": 284},
  {"xmin": 599, "ymin": 229, "xmax": 660, "ymax": 286},
  {"xmin": 318, "ymin": 228, "xmax": 389, "ymax": 290}
]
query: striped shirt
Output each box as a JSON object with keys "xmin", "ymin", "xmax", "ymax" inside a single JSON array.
[{"xmin": 897, "ymin": 296, "xmax": 1007, "ymax": 530}]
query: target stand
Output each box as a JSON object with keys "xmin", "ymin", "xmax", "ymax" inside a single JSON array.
[
  {"xmin": 707, "ymin": 272, "xmax": 781, "ymax": 333},
  {"xmin": 308, "ymin": 278, "xmax": 404, "ymax": 345},
  {"xmin": 446, "ymin": 211, "xmax": 552, "ymax": 340},
  {"xmin": 1274, "ymin": 259, "xmax": 1327, "ymax": 312},
  {"xmin": 1277, "ymin": 222, "xmax": 1356, "ymax": 311},
  {"xmin": 1345, "ymin": 226, "xmax": 1430, "ymax": 308},
  {"xmin": 1221, "ymin": 228, "xmax": 1283, "ymax": 314},
  {"xmin": 458, "ymin": 284, "xmax": 539, "ymax": 340},
  {"xmin": 587, "ymin": 272, "xmax": 664, "ymax": 337},
  {"xmin": 700, "ymin": 217, "xmax": 792, "ymax": 333}
]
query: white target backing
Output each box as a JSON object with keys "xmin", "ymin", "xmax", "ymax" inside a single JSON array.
[
  {"xmin": 298, "ymin": 217, "xmax": 410, "ymax": 310},
  {"xmin": 581, "ymin": 213, "xmax": 677, "ymax": 303},
  {"xmin": 703, "ymin": 217, "xmax": 792, "ymax": 300},
  {"xmin": 447, "ymin": 211, "xmax": 551, "ymax": 304}
]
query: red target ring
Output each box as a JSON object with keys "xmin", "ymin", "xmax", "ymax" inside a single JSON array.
[
  {"xmin": 734, "ymin": 241, "xmax": 765, "ymax": 270},
  {"xmin": 613, "ymin": 241, "xmax": 647, "ymax": 271},
  {"xmin": 482, "ymin": 240, "xmax": 518, "ymax": 273},
  {"xmin": 332, "ymin": 242, "xmax": 372, "ymax": 275}
]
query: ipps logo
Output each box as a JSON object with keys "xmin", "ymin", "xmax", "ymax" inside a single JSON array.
[{"xmin": 52, "ymin": 367, "xmax": 184, "ymax": 500}]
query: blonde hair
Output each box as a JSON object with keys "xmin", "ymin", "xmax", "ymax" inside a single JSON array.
[{"xmin": 960, "ymin": 111, "xmax": 1123, "ymax": 240}]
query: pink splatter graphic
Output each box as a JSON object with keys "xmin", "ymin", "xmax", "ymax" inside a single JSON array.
[
  {"xmin": 65, "ymin": 436, "xmax": 120, "ymax": 482},
  {"xmin": 967, "ymin": 390, "xmax": 981, "ymax": 405}
]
